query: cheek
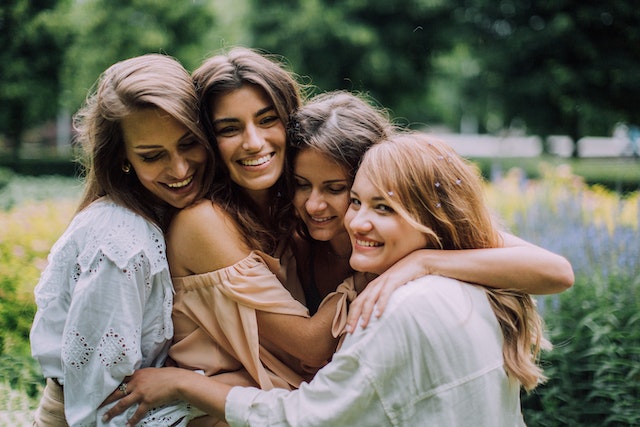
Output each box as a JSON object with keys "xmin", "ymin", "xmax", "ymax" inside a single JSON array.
[
  {"xmin": 334, "ymin": 195, "xmax": 351, "ymax": 218},
  {"xmin": 292, "ymin": 191, "xmax": 307, "ymax": 214}
]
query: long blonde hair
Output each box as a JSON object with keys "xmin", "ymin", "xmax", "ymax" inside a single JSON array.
[{"xmin": 359, "ymin": 132, "xmax": 550, "ymax": 391}]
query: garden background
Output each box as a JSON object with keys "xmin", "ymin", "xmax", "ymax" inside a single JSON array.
[{"xmin": 2, "ymin": 1, "xmax": 639, "ymax": 425}]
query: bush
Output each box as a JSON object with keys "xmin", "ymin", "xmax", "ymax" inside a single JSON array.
[
  {"xmin": 523, "ymin": 274, "xmax": 640, "ymax": 426},
  {"xmin": 486, "ymin": 165, "xmax": 640, "ymax": 426}
]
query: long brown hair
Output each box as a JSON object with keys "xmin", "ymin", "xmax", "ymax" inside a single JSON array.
[
  {"xmin": 193, "ymin": 46, "xmax": 304, "ymax": 253},
  {"xmin": 74, "ymin": 54, "xmax": 212, "ymax": 230},
  {"xmin": 359, "ymin": 132, "xmax": 550, "ymax": 391}
]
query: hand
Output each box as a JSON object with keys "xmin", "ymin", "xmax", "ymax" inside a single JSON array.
[
  {"xmin": 100, "ymin": 376, "xmax": 132, "ymax": 408},
  {"xmin": 102, "ymin": 367, "xmax": 182, "ymax": 426},
  {"xmin": 346, "ymin": 250, "xmax": 429, "ymax": 332}
]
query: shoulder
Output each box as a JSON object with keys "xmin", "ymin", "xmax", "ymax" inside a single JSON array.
[
  {"xmin": 73, "ymin": 199, "xmax": 167, "ymax": 272},
  {"xmin": 166, "ymin": 199, "xmax": 252, "ymax": 274},
  {"xmin": 169, "ymin": 199, "xmax": 236, "ymax": 236},
  {"xmin": 380, "ymin": 276, "xmax": 490, "ymax": 327}
]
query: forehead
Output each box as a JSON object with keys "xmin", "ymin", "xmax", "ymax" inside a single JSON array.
[
  {"xmin": 122, "ymin": 108, "xmax": 187, "ymax": 148},
  {"xmin": 295, "ymin": 149, "xmax": 349, "ymax": 179},
  {"xmin": 210, "ymin": 84, "xmax": 273, "ymax": 118}
]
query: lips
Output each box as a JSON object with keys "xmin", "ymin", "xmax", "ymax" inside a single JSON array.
[
  {"xmin": 238, "ymin": 153, "xmax": 273, "ymax": 167},
  {"xmin": 355, "ymin": 238, "xmax": 383, "ymax": 248},
  {"xmin": 166, "ymin": 176, "xmax": 193, "ymax": 189},
  {"xmin": 310, "ymin": 215, "xmax": 335, "ymax": 223}
]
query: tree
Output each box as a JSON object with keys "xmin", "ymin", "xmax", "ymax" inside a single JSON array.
[
  {"xmin": 0, "ymin": 0, "xmax": 73, "ymax": 161},
  {"xmin": 60, "ymin": 0, "xmax": 218, "ymax": 112},
  {"xmin": 247, "ymin": 0, "xmax": 459, "ymax": 126},
  {"xmin": 459, "ymin": 0, "xmax": 640, "ymax": 144}
]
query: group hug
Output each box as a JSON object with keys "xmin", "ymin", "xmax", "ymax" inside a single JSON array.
[{"xmin": 29, "ymin": 47, "xmax": 574, "ymax": 426}]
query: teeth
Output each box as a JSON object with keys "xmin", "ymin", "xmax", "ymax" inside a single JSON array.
[
  {"xmin": 356, "ymin": 239, "xmax": 382, "ymax": 247},
  {"xmin": 240, "ymin": 154, "xmax": 272, "ymax": 166},
  {"xmin": 168, "ymin": 176, "xmax": 193, "ymax": 188},
  {"xmin": 311, "ymin": 216, "xmax": 331, "ymax": 223}
]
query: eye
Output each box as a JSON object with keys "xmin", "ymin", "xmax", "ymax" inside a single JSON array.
[
  {"xmin": 349, "ymin": 197, "xmax": 361, "ymax": 207},
  {"xmin": 375, "ymin": 203, "xmax": 395, "ymax": 214},
  {"xmin": 180, "ymin": 139, "xmax": 199, "ymax": 150},
  {"xmin": 327, "ymin": 184, "xmax": 348, "ymax": 194},
  {"xmin": 214, "ymin": 125, "xmax": 239, "ymax": 137},
  {"xmin": 294, "ymin": 179, "xmax": 310, "ymax": 189},
  {"xmin": 140, "ymin": 152, "xmax": 163, "ymax": 162},
  {"xmin": 259, "ymin": 115, "xmax": 280, "ymax": 127}
]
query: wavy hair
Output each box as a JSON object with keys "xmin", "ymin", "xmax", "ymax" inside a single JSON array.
[
  {"xmin": 74, "ymin": 54, "xmax": 212, "ymax": 230},
  {"xmin": 192, "ymin": 47, "xmax": 304, "ymax": 253},
  {"xmin": 359, "ymin": 132, "xmax": 550, "ymax": 391}
]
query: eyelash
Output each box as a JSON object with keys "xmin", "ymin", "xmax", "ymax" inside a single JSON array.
[{"xmin": 139, "ymin": 140, "xmax": 199, "ymax": 162}]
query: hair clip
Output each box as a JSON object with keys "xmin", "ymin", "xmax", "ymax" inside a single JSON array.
[
  {"xmin": 455, "ymin": 179, "xmax": 462, "ymax": 185},
  {"xmin": 435, "ymin": 182, "xmax": 441, "ymax": 188},
  {"xmin": 435, "ymin": 202, "xmax": 442, "ymax": 208},
  {"xmin": 387, "ymin": 191, "xmax": 394, "ymax": 196}
]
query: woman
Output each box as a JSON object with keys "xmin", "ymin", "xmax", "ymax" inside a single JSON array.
[
  {"xmin": 287, "ymin": 90, "xmax": 573, "ymax": 329},
  {"xmin": 29, "ymin": 54, "xmax": 214, "ymax": 426},
  {"xmin": 103, "ymin": 132, "xmax": 551, "ymax": 426},
  {"xmin": 164, "ymin": 46, "xmax": 342, "ymax": 402}
]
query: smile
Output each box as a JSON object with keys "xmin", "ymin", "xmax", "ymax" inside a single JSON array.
[
  {"xmin": 355, "ymin": 239, "xmax": 383, "ymax": 247},
  {"xmin": 239, "ymin": 153, "xmax": 273, "ymax": 167},
  {"xmin": 310, "ymin": 216, "xmax": 334, "ymax": 223},
  {"xmin": 167, "ymin": 176, "xmax": 193, "ymax": 188}
]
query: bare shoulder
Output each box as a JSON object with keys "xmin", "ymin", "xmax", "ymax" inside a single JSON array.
[{"xmin": 166, "ymin": 199, "xmax": 251, "ymax": 275}]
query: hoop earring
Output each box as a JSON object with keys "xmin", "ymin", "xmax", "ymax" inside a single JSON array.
[{"xmin": 122, "ymin": 162, "xmax": 131, "ymax": 174}]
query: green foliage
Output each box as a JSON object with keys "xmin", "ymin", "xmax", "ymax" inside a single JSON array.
[
  {"xmin": 459, "ymin": 1, "xmax": 640, "ymax": 139},
  {"xmin": 523, "ymin": 274, "xmax": 640, "ymax": 426},
  {"xmin": 60, "ymin": 0, "xmax": 218, "ymax": 111},
  {"xmin": 248, "ymin": 0, "xmax": 457, "ymax": 126},
  {"xmin": 0, "ymin": 0, "xmax": 73, "ymax": 156}
]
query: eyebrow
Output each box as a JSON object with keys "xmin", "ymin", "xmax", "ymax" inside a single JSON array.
[
  {"xmin": 212, "ymin": 105, "xmax": 276, "ymax": 126},
  {"xmin": 132, "ymin": 131, "xmax": 192, "ymax": 149},
  {"xmin": 350, "ymin": 189, "xmax": 385, "ymax": 201}
]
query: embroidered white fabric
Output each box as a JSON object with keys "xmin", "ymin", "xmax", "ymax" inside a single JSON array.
[{"xmin": 30, "ymin": 198, "xmax": 190, "ymax": 426}]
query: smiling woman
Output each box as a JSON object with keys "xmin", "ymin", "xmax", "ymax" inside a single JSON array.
[
  {"xmin": 29, "ymin": 53, "xmax": 213, "ymax": 426},
  {"xmin": 122, "ymin": 108, "xmax": 209, "ymax": 209}
]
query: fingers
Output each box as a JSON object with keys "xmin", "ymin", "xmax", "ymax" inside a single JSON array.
[
  {"xmin": 346, "ymin": 284, "xmax": 381, "ymax": 332},
  {"xmin": 102, "ymin": 392, "xmax": 146, "ymax": 426}
]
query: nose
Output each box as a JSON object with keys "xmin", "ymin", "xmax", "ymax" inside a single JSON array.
[
  {"xmin": 242, "ymin": 124, "xmax": 265, "ymax": 153},
  {"xmin": 169, "ymin": 154, "xmax": 190, "ymax": 178},
  {"xmin": 305, "ymin": 190, "xmax": 327, "ymax": 214},
  {"xmin": 347, "ymin": 208, "xmax": 373, "ymax": 234}
]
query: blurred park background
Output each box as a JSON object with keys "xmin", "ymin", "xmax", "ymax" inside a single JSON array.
[{"xmin": 1, "ymin": 0, "xmax": 639, "ymax": 425}]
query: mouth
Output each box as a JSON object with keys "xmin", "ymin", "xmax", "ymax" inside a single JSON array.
[
  {"xmin": 238, "ymin": 153, "xmax": 274, "ymax": 167},
  {"xmin": 309, "ymin": 215, "xmax": 335, "ymax": 224},
  {"xmin": 166, "ymin": 176, "xmax": 194, "ymax": 189},
  {"xmin": 355, "ymin": 238, "xmax": 383, "ymax": 248}
]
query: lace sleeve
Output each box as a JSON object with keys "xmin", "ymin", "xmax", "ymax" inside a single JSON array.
[{"xmin": 61, "ymin": 251, "xmax": 151, "ymax": 426}]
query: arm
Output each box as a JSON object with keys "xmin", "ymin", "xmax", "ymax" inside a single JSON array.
[
  {"xmin": 168, "ymin": 201, "xmax": 339, "ymax": 366},
  {"xmin": 62, "ymin": 255, "xmax": 149, "ymax": 425},
  {"xmin": 347, "ymin": 231, "xmax": 574, "ymax": 330}
]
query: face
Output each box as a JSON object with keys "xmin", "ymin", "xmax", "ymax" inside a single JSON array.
[
  {"xmin": 211, "ymin": 84, "xmax": 286, "ymax": 200},
  {"xmin": 345, "ymin": 172, "xmax": 428, "ymax": 275},
  {"xmin": 293, "ymin": 149, "xmax": 351, "ymax": 246},
  {"xmin": 122, "ymin": 108, "xmax": 208, "ymax": 209}
]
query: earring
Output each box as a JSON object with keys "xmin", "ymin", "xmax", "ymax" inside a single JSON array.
[{"xmin": 122, "ymin": 162, "xmax": 131, "ymax": 174}]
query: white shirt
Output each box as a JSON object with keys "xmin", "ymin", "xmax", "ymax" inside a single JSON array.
[
  {"xmin": 30, "ymin": 198, "xmax": 192, "ymax": 426},
  {"xmin": 226, "ymin": 276, "xmax": 526, "ymax": 426}
]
